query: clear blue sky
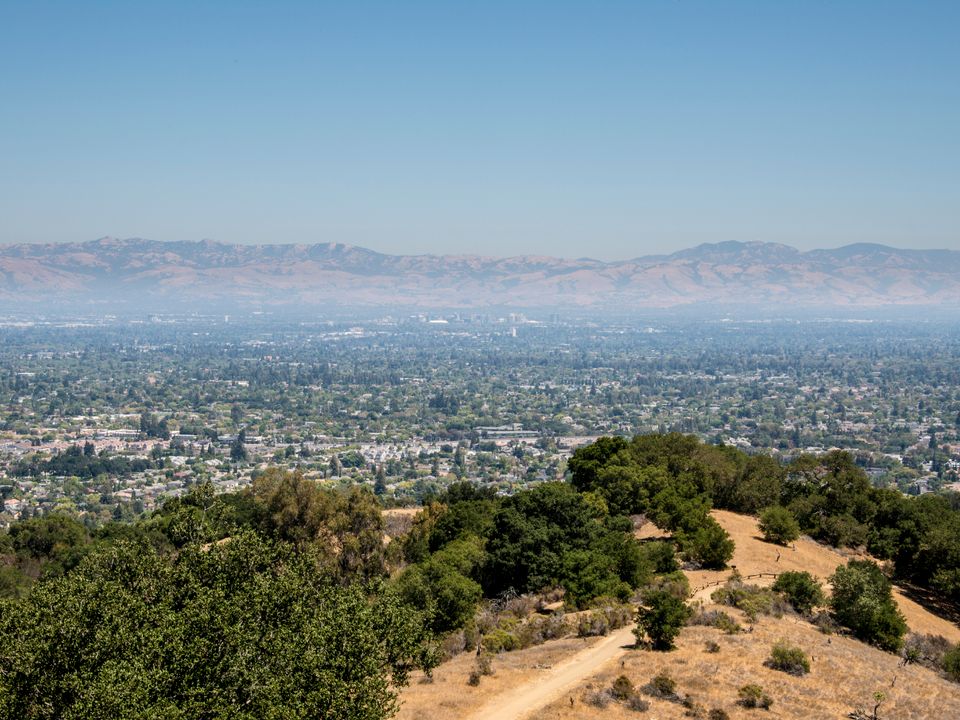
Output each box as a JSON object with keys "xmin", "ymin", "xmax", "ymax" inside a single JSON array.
[{"xmin": 1, "ymin": 1, "xmax": 957, "ymax": 259}]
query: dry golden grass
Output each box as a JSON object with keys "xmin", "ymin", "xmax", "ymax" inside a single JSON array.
[
  {"xmin": 532, "ymin": 610, "xmax": 960, "ymax": 720},
  {"xmin": 693, "ymin": 510, "xmax": 960, "ymax": 643},
  {"xmin": 397, "ymin": 510, "xmax": 960, "ymax": 720},
  {"xmin": 396, "ymin": 636, "xmax": 600, "ymax": 720}
]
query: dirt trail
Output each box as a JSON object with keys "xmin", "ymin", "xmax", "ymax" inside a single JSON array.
[
  {"xmin": 465, "ymin": 624, "xmax": 636, "ymax": 720},
  {"xmin": 689, "ymin": 510, "xmax": 960, "ymax": 642}
]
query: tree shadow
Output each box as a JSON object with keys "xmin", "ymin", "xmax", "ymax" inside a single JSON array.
[{"xmin": 895, "ymin": 581, "xmax": 960, "ymax": 627}]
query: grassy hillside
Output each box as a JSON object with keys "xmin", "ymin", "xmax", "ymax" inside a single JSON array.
[{"xmin": 398, "ymin": 510, "xmax": 960, "ymax": 720}]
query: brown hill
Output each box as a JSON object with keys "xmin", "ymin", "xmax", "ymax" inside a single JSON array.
[
  {"xmin": 3, "ymin": 238, "xmax": 960, "ymax": 311},
  {"xmin": 398, "ymin": 510, "xmax": 960, "ymax": 720}
]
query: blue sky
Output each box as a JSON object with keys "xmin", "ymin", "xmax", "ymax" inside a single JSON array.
[{"xmin": 1, "ymin": 1, "xmax": 957, "ymax": 259}]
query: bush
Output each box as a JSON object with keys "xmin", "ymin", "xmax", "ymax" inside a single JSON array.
[
  {"xmin": 772, "ymin": 571, "xmax": 825, "ymax": 614},
  {"xmin": 682, "ymin": 519, "xmax": 735, "ymax": 569},
  {"xmin": 704, "ymin": 640, "xmax": 721, "ymax": 653},
  {"xmin": 476, "ymin": 652, "xmax": 494, "ymax": 676},
  {"xmin": 830, "ymin": 561, "xmax": 907, "ymax": 652},
  {"xmin": 810, "ymin": 610, "xmax": 840, "ymax": 635},
  {"xmin": 611, "ymin": 675, "xmax": 635, "ymax": 700},
  {"xmin": 441, "ymin": 630, "xmax": 467, "ymax": 659},
  {"xmin": 644, "ymin": 671, "xmax": 678, "ymax": 699},
  {"xmin": 627, "ymin": 694, "xmax": 651, "ymax": 711},
  {"xmin": 709, "ymin": 709, "xmax": 731, "ymax": 720},
  {"xmin": 579, "ymin": 598, "xmax": 633, "ymax": 637},
  {"xmin": 635, "ymin": 590, "xmax": 693, "ymax": 650},
  {"xmin": 638, "ymin": 571, "xmax": 691, "ymax": 601},
  {"xmin": 944, "ymin": 644, "xmax": 960, "ymax": 682},
  {"xmin": 711, "ymin": 581, "xmax": 788, "ymax": 622},
  {"xmin": 519, "ymin": 613, "xmax": 570, "ymax": 647},
  {"xmin": 738, "ymin": 683, "xmax": 774, "ymax": 709},
  {"xmin": 578, "ymin": 612, "xmax": 610, "ymax": 637},
  {"xmin": 758, "ymin": 506, "xmax": 800, "ymax": 545},
  {"xmin": 900, "ymin": 633, "xmax": 952, "ymax": 672},
  {"xmin": 585, "ymin": 689, "xmax": 613, "ymax": 707},
  {"xmin": 689, "ymin": 607, "xmax": 741, "ymax": 634},
  {"xmin": 481, "ymin": 628, "xmax": 520, "ymax": 653},
  {"xmin": 765, "ymin": 641, "xmax": 810, "ymax": 676}
]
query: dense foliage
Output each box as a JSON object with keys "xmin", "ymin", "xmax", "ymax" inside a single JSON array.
[
  {"xmin": 771, "ymin": 571, "xmax": 825, "ymax": 615},
  {"xmin": 12, "ymin": 443, "xmax": 155, "ymax": 479},
  {"xmin": 395, "ymin": 480, "xmax": 659, "ymax": 629},
  {"xmin": 571, "ymin": 433, "xmax": 960, "ymax": 606},
  {"xmin": 758, "ymin": 505, "xmax": 800, "ymax": 545},
  {"xmin": 0, "ymin": 534, "xmax": 431, "ymax": 720},
  {"xmin": 569, "ymin": 435, "xmax": 736, "ymax": 569},
  {"xmin": 634, "ymin": 589, "xmax": 692, "ymax": 650},
  {"xmin": 0, "ymin": 471, "xmax": 436, "ymax": 719},
  {"xmin": 830, "ymin": 560, "xmax": 908, "ymax": 651}
]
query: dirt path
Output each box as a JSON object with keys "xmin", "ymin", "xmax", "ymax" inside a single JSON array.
[{"xmin": 465, "ymin": 624, "xmax": 636, "ymax": 720}]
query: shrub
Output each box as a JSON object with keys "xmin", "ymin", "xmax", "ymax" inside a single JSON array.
[
  {"xmin": 772, "ymin": 571, "xmax": 825, "ymax": 614},
  {"xmin": 738, "ymin": 683, "xmax": 773, "ymax": 709},
  {"xmin": 441, "ymin": 630, "xmax": 467, "ymax": 659},
  {"xmin": 519, "ymin": 613, "xmax": 570, "ymax": 647},
  {"xmin": 481, "ymin": 628, "xmax": 520, "ymax": 653},
  {"xmin": 714, "ymin": 613, "xmax": 742, "ymax": 634},
  {"xmin": 579, "ymin": 598, "xmax": 633, "ymax": 637},
  {"xmin": 816, "ymin": 513, "xmax": 868, "ymax": 548},
  {"xmin": 711, "ymin": 581, "xmax": 787, "ymax": 621},
  {"xmin": 476, "ymin": 653, "xmax": 495, "ymax": 676},
  {"xmin": 900, "ymin": 633, "xmax": 952, "ymax": 672},
  {"xmin": 810, "ymin": 610, "xmax": 840, "ymax": 635},
  {"xmin": 638, "ymin": 571, "xmax": 691, "ymax": 601},
  {"xmin": 635, "ymin": 589, "xmax": 693, "ymax": 650},
  {"xmin": 611, "ymin": 674, "xmax": 635, "ymax": 700},
  {"xmin": 467, "ymin": 670, "xmax": 481, "ymax": 686},
  {"xmin": 585, "ymin": 689, "xmax": 613, "ymax": 707},
  {"xmin": 709, "ymin": 709, "xmax": 731, "ymax": 720},
  {"xmin": 944, "ymin": 643, "xmax": 960, "ymax": 682},
  {"xmin": 644, "ymin": 671, "xmax": 678, "ymax": 699},
  {"xmin": 627, "ymin": 694, "xmax": 651, "ymax": 711},
  {"xmin": 689, "ymin": 607, "xmax": 741, "ymax": 634},
  {"xmin": 704, "ymin": 640, "xmax": 721, "ymax": 653},
  {"xmin": 830, "ymin": 561, "xmax": 907, "ymax": 652},
  {"xmin": 578, "ymin": 612, "xmax": 610, "ymax": 637},
  {"xmin": 765, "ymin": 641, "xmax": 810, "ymax": 676},
  {"xmin": 758, "ymin": 506, "xmax": 800, "ymax": 545},
  {"xmin": 682, "ymin": 518, "xmax": 735, "ymax": 569}
]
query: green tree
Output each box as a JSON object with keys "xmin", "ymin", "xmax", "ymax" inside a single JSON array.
[
  {"xmin": 830, "ymin": 560, "xmax": 907, "ymax": 651},
  {"xmin": 758, "ymin": 506, "xmax": 800, "ymax": 546},
  {"xmin": 634, "ymin": 589, "xmax": 692, "ymax": 650},
  {"xmin": 681, "ymin": 518, "xmax": 734, "ymax": 569},
  {"xmin": 0, "ymin": 533, "xmax": 436, "ymax": 720},
  {"xmin": 943, "ymin": 644, "xmax": 960, "ymax": 682},
  {"xmin": 771, "ymin": 571, "xmax": 825, "ymax": 614},
  {"xmin": 230, "ymin": 434, "xmax": 247, "ymax": 462}
]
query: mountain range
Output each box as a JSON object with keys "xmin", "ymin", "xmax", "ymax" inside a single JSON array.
[{"xmin": 1, "ymin": 237, "xmax": 959, "ymax": 313}]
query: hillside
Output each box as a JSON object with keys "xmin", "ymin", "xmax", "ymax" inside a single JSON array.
[
  {"xmin": 397, "ymin": 510, "xmax": 960, "ymax": 720},
  {"xmin": 3, "ymin": 238, "xmax": 960, "ymax": 311}
]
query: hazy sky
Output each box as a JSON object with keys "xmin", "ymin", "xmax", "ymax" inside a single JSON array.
[{"xmin": 1, "ymin": 1, "xmax": 958, "ymax": 259}]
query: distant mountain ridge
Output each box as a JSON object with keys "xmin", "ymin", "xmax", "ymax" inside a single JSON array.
[{"xmin": 1, "ymin": 237, "xmax": 959, "ymax": 311}]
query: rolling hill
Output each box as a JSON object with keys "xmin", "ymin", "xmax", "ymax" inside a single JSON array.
[{"xmin": 2, "ymin": 237, "xmax": 960, "ymax": 312}]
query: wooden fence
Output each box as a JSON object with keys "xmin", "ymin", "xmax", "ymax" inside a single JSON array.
[{"xmin": 692, "ymin": 572, "xmax": 780, "ymax": 594}]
